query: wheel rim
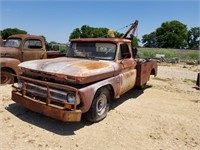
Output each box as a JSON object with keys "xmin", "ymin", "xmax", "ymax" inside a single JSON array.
[
  {"xmin": 1, "ymin": 72, "xmax": 10, "ymax": 84},
  {"xmin": 96, "ymin": 94, "xmax": 107, "ymax": 116}
]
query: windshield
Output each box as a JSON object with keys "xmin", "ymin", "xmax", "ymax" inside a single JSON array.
[
  {"xmin": 66, "ymin": 42, "xmax": 116, "ymax": 60},
  {"xmin": 4, "ymin": 38, "xmax": 21, "ymax": 48}
]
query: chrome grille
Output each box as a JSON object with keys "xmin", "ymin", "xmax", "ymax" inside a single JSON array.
[{"xmin": 25, "ymin": 82, "xmax": 69, "ymax": 104}]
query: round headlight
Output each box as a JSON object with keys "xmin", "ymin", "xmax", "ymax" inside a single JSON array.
[
  {"xmin": 67, "ymin": 93, "xmax": 75, "ymax": 104},
  {"xmin": 18, "ymin": 82, "xmax": 23, "ymax": 90}
]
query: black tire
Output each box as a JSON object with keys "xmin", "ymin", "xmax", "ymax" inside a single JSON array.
[
  {"xmin": 196, "ymin": 73, "xmax": 200, "ymax": 87},
  {"xmin": 139, "ymin": 82, "xmax": 147, "ymax": 90},
  {"xmin": 1, "ymin": 70, "xmax": 14, "ymax": 85},
  {"xmin": 84, "ymin": 87, "xmax": 110, "ymax": 123}
]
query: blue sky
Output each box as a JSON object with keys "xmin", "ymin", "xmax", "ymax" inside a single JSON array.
[{"xmin": 1, "ymin": 0, "xmax": 199, "ymax": 45}]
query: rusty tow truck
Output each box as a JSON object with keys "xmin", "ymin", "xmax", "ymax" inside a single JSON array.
[
  {"xmin": 12, "ymin": 20, "xmax": 157, "ymax": 123},
  {"xmin": 0, "ymin": 34, "xmax": 65, "ymax": 85}
]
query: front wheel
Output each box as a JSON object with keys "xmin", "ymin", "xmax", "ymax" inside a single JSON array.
[
  {"xmin": 1, "ymin": 70, "xmax": 14, "ymax": 85},
  {"xmin": 84, "ymin": 87, "xmax": 110, "ymax": 123}
]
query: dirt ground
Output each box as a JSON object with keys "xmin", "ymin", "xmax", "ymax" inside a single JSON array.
[{"xmin": 0, "ymin": 63, "xmax": 200, "ymax": 150}]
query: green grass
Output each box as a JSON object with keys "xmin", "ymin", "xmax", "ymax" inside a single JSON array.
[
  {"xmin": 138, "ymin": 48, "xmax": 199, "ymax": 61},
  {"xmin": 177, "ymin": 51, "xmax": 199, "ymax": 60}
]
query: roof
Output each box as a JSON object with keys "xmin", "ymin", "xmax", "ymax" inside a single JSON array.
[
  {"xmin": 70, "ymin": 38, "xmax": 131, "ymax": 43},
  {"xmin": 8, "ymin": 34, "xmax": 43, "ymax": 40}
]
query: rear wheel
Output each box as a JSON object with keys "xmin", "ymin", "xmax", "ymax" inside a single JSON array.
[
  {"xmin": 139, "ymin": 82, "xmax": 147, "ymax": 89},
  {"xmin": 1, "ymin": 70, "xmax": 14, "ymax": 85},
  {"xmin": 84, "ymin": 87, "xmax": 110, "ymax": 123}
]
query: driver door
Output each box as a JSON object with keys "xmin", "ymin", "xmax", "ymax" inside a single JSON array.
[
  {"xmin": 119, "ymin": 43, "xmax": 137, "ymax": 95},
  {"xmin": 22, "ymin": 39, "xmax": 46, "ymax": 61}
]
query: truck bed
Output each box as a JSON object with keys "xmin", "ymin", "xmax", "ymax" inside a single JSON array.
[{"xmin": 46, "ymin": 51, "xmax": 66, "ymax": 58}]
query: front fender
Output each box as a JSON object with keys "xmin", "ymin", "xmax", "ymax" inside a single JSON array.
[
  {"xmin": 0, "ymin": 58, "xmax": 21, "ymax": 75},
  {"xmin": 78, "ymin": 75, "xmax": 121, "ymax": 113}
]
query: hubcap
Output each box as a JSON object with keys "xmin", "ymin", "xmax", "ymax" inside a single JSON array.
[{"xmin": 96, "ymin": 94, "xmax": 107, "ymax": 116}]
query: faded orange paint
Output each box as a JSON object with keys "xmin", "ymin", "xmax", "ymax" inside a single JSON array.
[
  {"xmin": 75, "ymin": 62, "xmax": 109, "ymax": 70},
  {"xmin": 124, "ymin": 70, "xmax": 135, "ymax": 79}
]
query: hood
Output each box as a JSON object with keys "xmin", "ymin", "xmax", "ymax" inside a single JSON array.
[
  {"xmin": 0, "ymin": 47, "xmax": 19, "ymax": 58},
  {"xmin": 19, "ymin": 57, "xmax": 119, "ymax": 84}
]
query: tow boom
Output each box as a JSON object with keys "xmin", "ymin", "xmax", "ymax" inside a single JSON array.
[{"xmin": 121, "ymin": 20, "xmax": 139, "ymax": 40}]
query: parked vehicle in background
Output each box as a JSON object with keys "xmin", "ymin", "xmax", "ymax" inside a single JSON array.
[
  {"xmin": 12, "ymin": 20, "xmax": 157, "ymax": 123},
  {"xmin": 0, "ymin": 34, "xmax": 65, "ymax": 85}
]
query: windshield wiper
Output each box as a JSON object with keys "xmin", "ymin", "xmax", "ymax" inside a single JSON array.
[
  {"xmin": 66, "ymin": 55, "xmax": 87, "ymax": 59},
  {"xmin": 66, "ymin": 54, "xmax": 98, "ymax": 60},
  {"xmin": 85, "ymin": 56, "xmax": 99, "ymax": 60}
]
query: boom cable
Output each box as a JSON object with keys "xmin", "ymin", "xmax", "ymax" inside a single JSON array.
[
  {"xmin": 101, "ymin": 22, "xmax": 135, "ymax": 38},
  {"xmin": 115, "ymin": 23, "xmax": 134, "ymax": 32}
]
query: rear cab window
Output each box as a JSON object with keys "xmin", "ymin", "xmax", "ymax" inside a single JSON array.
[
  {"xmin": 23, "ymin": 39, "xmax": 43, "ymax": 50},
  {"xmin": 118, "ymin": 43, "xmax": 131, "ymax": 60}
]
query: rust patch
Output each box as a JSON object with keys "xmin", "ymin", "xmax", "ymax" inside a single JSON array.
[
  {"xmin": 76, "ymin": 62, "xmax": 109, "ymax": 70},
  {"xmin": 124, "ymin": 70, "xmax": 134, "ymax": 79},
  {"xmin": 75, "ymin": 76, "xmax": 86, "ymax": 82},
  {"xmin": 71, "ymin": 38, "xmax": 131, "ymax": 44}
]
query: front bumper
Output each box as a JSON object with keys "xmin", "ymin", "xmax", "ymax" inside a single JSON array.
[{"xmin": 12, "ymin": 91, "xmax": 82, "ymax": 122}]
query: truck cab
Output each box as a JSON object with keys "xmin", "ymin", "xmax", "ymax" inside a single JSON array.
[{"xmin": 0, "ymin": 34, "xmax": 65, "ymax": 85}]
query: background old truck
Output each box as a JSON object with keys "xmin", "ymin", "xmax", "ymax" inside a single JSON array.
[
  {"xmin": 0, "ymin": 34, "xmax": 65, "ymax": 85},
  {"xmin": 12, "ymin": 20, "xmax": 157, "ymax": 123}
]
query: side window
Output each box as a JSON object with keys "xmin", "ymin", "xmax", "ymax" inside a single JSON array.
[
  {"xmin": 118, "ymin": 44, "xmax": 131, "ymax": 60},
  {"xmin": 24, "ymin": 39, "xmax": 42, "ymax": 49}
]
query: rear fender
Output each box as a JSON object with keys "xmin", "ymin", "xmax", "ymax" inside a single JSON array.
[{"xmin": 150, "ymin": 61, "xmax": 158, "ymax": 76}]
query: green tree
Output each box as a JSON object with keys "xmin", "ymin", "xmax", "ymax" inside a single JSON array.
[
  {"xmin": 69, "ymin": 28, "xmax": 81, "ymax": 39},
  {"xmin": 80, "ymin": 25, "xmax": 91, "ymax": 38},
  {"xmin": 49, "ymin": 41, "xmax": 57, "ymax": 44},
  {"xmin": 91, "ymin": 27, "xmax": 109, "ymax": 38},
  {"xmin": 132, "ymin": 36, "xmax": 140, "ymax": 47},
  {"xmin": 114, "ymin": 32, "xmax": 124, "ymax": 38},
  {"xmin": 187, "ymin": 27, "xmax": 200, "ymax": 49},
  {"xmin": 69, "ymin": 25, "xmax": 123, "ymax": 40},
  {"xmin": 142, "ymin": 20, "xmax": 188, "ymax": 48},
  {"xmin": 1, "ymin": 28, "xmax": 27, "ymax": 39},
  {"xmin": 156, "ymin": 20, "xmax": 187, "ymax": 48},
  {"xmin": 142, "ymin": 32, "xmax": 157, "ymax": 48}
]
